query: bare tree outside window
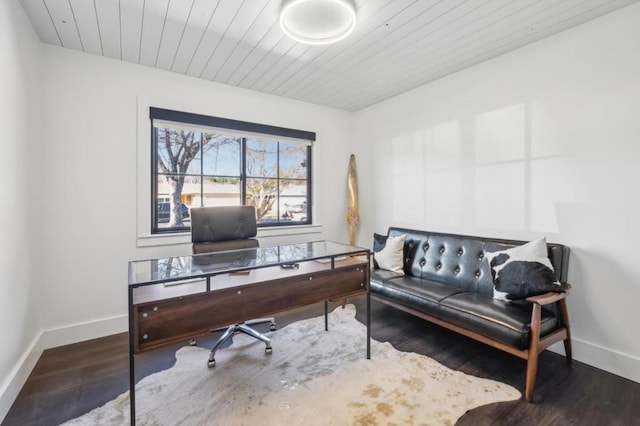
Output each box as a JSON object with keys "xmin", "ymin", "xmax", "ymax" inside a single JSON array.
[
  {"xmin": 155, "ymin": 128, "xmax": 238, "ymax": 227},
  {"xmin": 151, "ymin": 109, "xmax": 313, "ymax": 234},
  {"xmin": 246, "ymin": 139, "xmax": 308, "ymax": 223}
]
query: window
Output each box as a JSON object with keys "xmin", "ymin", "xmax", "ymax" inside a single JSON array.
[{"xmin": 150, "ymin": 108, "xmax": 314, "ymax": 234}]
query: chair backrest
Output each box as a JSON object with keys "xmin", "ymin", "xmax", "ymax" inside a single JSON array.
[{"xmin": 191, "ymin": 206, "xmax": 259, "ymax": 254}]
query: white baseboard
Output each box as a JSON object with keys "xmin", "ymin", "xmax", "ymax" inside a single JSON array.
[
  {"xmin": 0, "ymin": 335, "xmax": 42, "ymax": 423},
  {"xmin": 0, "ymin": 314, "xmax": 128, "ymax": 423},
  {"xmin": 548, "ymin": 338, "xmax": 640, "ymax": 384},
  {"xmin": 36, "ymin": 314, "xmax": 128, "ymax": 351}
]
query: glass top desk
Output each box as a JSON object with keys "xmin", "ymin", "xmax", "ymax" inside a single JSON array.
[{"xmin": 127, "ymin": 241, "xmax": 371, "ymax": 425}]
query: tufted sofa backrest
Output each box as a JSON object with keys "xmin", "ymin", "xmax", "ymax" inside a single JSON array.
[{"xmin": 388, "ymin": 227, "xmax": 570, "ymax": 297}]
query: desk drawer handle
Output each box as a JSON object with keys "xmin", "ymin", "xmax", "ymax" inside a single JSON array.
[
  {"xmin": 142, "ymin": 334, "xmax": 148, "ymax": 340},
  {"xmin": 237, "ymin": 290, "xmax": 242, "ymax": 295},
  {"xmin": 309, "ymin": 276, "xmax": 313, "ymax": 281}
]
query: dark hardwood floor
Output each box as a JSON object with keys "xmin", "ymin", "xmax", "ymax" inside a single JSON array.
[{"xmin": 3, "ymin": 296, "xmax": 639, "ymax": 426}]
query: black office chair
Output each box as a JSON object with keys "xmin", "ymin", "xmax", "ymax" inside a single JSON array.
[{"xmin": 190, "ymin": 205, "xmax": 276, "ymax": 367}]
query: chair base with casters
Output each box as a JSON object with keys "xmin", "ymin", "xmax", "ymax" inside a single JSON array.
[{"xmin": 207, "ymin": 318, "xmax": 276, "ymax": 367}]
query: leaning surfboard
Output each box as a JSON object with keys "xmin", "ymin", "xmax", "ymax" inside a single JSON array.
[{"xmin": 346, "ymin": 154, "xmax": 360, "ymax": 245}]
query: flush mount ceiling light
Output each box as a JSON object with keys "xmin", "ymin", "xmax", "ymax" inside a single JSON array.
[{"xmin": 280, "ymin": 0, "xmax": 357, "ymax": 45}]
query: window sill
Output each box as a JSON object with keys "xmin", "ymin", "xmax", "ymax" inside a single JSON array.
[{"xmin": 137, "ymin": 224, "xmax": 323, "ymax": 248}]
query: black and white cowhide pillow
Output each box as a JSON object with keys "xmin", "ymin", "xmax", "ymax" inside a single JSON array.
[{"xmin": 484, "ymin": 238, "xmax": 562, "ymax": 302}]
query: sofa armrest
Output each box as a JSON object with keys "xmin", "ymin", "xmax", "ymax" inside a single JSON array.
[{"xmin": 525, "ymin": 283, "xmax": 571, "ymax": 305}]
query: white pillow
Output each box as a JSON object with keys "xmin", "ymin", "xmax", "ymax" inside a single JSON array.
[{"xmin": 374, "ymin": 234, "xmax": 405, "ymax": 275}]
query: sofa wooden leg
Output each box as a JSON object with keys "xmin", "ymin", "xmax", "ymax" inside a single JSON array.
[
  {"xmin": 559, "ymin": 299, "xmax": 573, "ymax": 362},
  {"xmin": 563, "ymin": 338, "xmax": 573, "ymax": 362},
  {"xmin": 525, "ymin": 354, "xmax": 539, "ymax": 402},
  {"xmin": 526, "ymin": 304, "xmax": 542, "ymax": 402}
]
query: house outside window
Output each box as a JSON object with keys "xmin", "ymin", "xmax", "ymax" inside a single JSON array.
[{"xmin": 150, "ymin": 108, "xmax": 314, "ymax": 234}]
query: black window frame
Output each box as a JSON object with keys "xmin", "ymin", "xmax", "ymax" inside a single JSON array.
[{"xmin": 150, "ymin": 107, "xmax": 315, "ymax": 234}]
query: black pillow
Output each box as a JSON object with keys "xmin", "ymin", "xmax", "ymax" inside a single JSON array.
[
  {"xmin": 485, "ymin": 238, "xmax": 563, "ymax": 302},
  {"xmin": 372, "ymin": 233, "xmax": 387, "ymax": 269}
]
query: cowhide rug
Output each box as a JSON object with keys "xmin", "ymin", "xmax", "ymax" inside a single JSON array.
[{"xmin": 64, "ymin": 305, "xmax": 520, "ymax": 425}]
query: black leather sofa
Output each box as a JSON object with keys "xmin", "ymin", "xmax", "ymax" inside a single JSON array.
[{"xmin": 370, "ymin": 227, "xmax": 572, "ymax": 402}]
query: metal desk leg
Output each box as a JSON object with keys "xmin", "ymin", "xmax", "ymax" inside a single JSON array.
[
  {"xmin": 367, "ymin": 291, "xmax": 371, "ymax": 359},
  {"xmin": 324, "ymin": 300, "xmax": 329, "ymax": 331},
  {"xmin": 128, "ymin": 287, "xmax": 136, "ymax": 426}
]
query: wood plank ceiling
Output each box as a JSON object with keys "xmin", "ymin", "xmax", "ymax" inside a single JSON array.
[{"xmin": 19, "ymin": 0, "xmax": 639, "ymax": 112}]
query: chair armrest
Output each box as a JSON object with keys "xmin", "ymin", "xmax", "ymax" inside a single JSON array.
[{"xmin": 525, "ymin": 283, "xmax": 571, "ymax": 305}]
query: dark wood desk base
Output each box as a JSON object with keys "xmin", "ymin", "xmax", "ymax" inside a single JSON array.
[{"xmin": 128, "ymin": 258, "xmax": 370, "ymax": 425}]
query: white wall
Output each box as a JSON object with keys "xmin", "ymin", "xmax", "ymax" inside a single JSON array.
[
  {"xmin": 0, "ymin": 0, "xmax": 43, "ymax": 419},
  {"xmin": 4, "ymin": 2, "xmax": 639, "ymax": 419},
  {"xmin": 36, "ymin": 45, "xmax": 353, "ymax": 342},
  {"xmin": 354, "ymin": 3, "xmax": 640, "ymax": 383}
]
